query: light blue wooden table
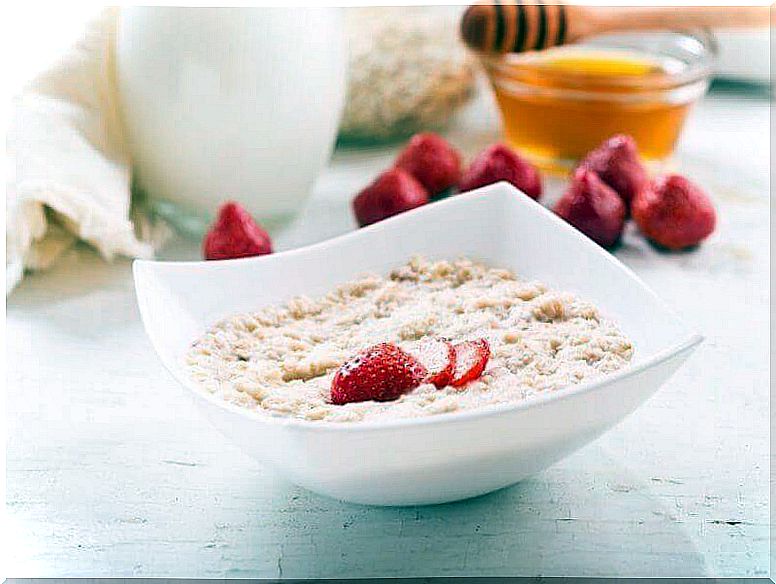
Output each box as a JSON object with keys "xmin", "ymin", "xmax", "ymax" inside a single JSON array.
[{"xmin": 6, "ymin": 88, "xmax": 770, "ymax": 578}]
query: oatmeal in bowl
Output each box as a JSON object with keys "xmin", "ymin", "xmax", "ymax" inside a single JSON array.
[
  {"xmin": 186, "ymin": 256, "xmax": 634, "ymax": 423},
  {"xmin": 137, "ymin": 184, "xmax": 701, "ymax": 505}
]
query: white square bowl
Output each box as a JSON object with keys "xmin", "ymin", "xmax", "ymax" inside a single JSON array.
[{"xmin": 134, "ymin": 182, "xmax": 702, "ymax": 506}]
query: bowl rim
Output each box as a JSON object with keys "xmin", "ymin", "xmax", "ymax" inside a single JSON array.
[{"xmin": 135, "ymin": 184, "xmax": 703, "ymax": 433}]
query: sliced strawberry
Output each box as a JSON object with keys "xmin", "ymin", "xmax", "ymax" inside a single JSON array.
[
  {"xmin": 409, "ymin": 337, "xmax": 456, "ymax": 389},
  {"xmin": 330, "ymin": 343, "xmax": 427, "ymax": 405},
  {"xmin": 450, "ymin": 339, "xmax": 491, "ymax": 387}
]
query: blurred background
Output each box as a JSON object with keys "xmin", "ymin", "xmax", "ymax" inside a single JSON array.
[{"xmin": 5, "ymin": 4, "xmax": 771, "ymax": 272}]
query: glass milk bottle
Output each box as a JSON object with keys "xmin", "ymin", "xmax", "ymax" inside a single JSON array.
[{"xmin": 117, "ymin": 7, "xmax": 346, "ymax": 230}]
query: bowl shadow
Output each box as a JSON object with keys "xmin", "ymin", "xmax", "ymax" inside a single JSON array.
[{"xmin": 218, "ymin": 459, "xmax": 708, "ymax": 579}]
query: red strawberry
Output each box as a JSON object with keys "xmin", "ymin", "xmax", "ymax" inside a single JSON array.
[
  {"xmin": 459, "ymin": 144, "xmax": 542, "ymax": 200},
  {"xmin": 450, "ymin": 338, "xmax": 491, "ymax": 388},
  {"xmin": 330, "ymin": 343, "xmax": 427, "ymax": 405},
  {"xmin": 554, "ymin": 168, "xmax": 626, "ymax": 248},
  {"xmin": 578, "ymin": 134, "xmax": 648, "ymax": 208},
  {"xmin": 409, "ymin": 337, "xmax": 456, "ymax": 389},
  {"xmin": 203, "ymin": 201, "xmax": 273, "ymax": 260},
  {"xmin": 632, "ymin": 174, "xmax": 716, "ymax": 250},
  {"xmin": 352, "ymin": 168, "xmax": 430, "ymax": 227},
  {"xmin": 395, "ymin": 133, "xmax": 462, "ymax": 196}
]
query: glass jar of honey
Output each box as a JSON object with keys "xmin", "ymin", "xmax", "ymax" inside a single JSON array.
[{"xmin": 482, "ymin": 31, "xmax": 715, "ymax": 173}]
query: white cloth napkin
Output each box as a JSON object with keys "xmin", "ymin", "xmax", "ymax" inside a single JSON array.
[{"xmin": 7, "ymin": 8, "xmax": 154, "ymax": 294}]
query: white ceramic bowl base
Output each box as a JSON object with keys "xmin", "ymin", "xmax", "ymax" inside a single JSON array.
[{"xmin": 134, "ymin": 183, "xmax": 702, "ymax": 506}]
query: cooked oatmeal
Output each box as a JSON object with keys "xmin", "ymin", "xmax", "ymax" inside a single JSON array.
[{"xmin": 186, "ymin": 257, "xmax": 633, "ymax": 422}]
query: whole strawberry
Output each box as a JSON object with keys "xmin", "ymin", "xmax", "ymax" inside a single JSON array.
[
  {"xmin": 330, "ymin": 343, "xmax": 427, "ymax": 405},
  {"xmin": 203, "ymin": 201, "xmax": 273, "ymax": 260},
  {"xmin": 632, "ymin": 174, "xmax": 716, "ymax": 250},
  {"xmin": 395, "ymin": 133, "xmax": 462, "ymax": 196},
  {"xmin": 578, "ymin": 134, "xmax": 648, "ymax": 208},
  {"xmin": 352, "ymin": 168, "xmax": 429, "ymax": 227},
  {"xmin": 459, "ymin": 144, "xmax": 542, "ymax": 200},
  {"xmin": 554, "ymin": 168, "xmax": 626, "ymax": 248}
]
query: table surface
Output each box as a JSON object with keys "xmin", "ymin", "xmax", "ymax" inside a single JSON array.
[{"xmin": 7, "ymin": 86, "xmax": 771, "ymax": 578}]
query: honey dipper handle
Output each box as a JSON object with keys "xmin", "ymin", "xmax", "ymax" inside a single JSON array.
[
  {"xmin": 589, "ymin": 6, "xmax": 771, "ymax": 37},
  {"xmin": 461, "ymin": 3, "xmax": 771, "ymax": 54}
]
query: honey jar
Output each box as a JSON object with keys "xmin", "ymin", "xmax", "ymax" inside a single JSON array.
[{"xmin": 482, "ymin": 31, "xmax": 715, "ymax": 173}]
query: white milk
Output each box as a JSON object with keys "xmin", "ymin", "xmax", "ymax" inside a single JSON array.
[{"xmin": 117, "ymin": 7, "xmax": 346, "ymax": 224}]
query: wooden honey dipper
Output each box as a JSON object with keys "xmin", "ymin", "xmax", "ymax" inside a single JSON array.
[{"xmin": 461, "ymin": 3, "xmax": 770, "ymax": 54}]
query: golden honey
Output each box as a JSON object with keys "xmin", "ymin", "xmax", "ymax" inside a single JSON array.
[{"xmin": 485, "ymin": 42, "xmax": 712, "ymax": 173}]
